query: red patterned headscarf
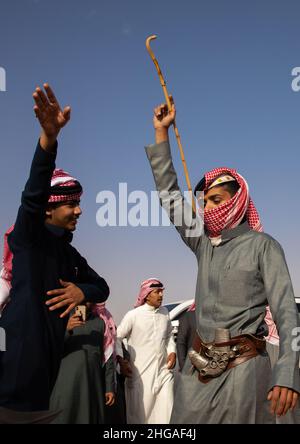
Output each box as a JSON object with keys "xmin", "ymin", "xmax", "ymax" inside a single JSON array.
[
  {"xmin": 49, "ymin": 169, "xmax": 82, "ymax": 203},
  {"xmin": 197, "ymin": 167, "xmax": 262, "ymax": 245},
  {"xmin": 195, "ymin": 167, "xmax": 278, "ymax": 340},
  {"xmin": 134, "ymin": 278, "xmax": 164, "ymax": 308}
]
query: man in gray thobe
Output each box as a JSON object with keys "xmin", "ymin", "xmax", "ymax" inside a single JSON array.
[{"xmin": 145, "ymin": 102, "xmax": 299, "ymax": 424}]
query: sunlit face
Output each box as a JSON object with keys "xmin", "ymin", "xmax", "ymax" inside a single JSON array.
[
  {"xmin": 45, "ymin": 200, "xmax": 82, "ymax": 231},
  {"xmin": 146, "ymin": 288, "xmax": 164, "ymax": 309},
  {"xmin": 203, "ymin": 186, "xmax": 232, "ymax": 211}
]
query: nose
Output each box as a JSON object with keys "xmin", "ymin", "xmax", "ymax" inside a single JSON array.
[{"xmin": 74, "ymin": 205, "xmax": 82, "ymax": 216}]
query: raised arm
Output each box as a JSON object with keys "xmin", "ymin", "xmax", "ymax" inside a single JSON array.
[
  {"xmin": 145, "ymin": 102, "xmax": 203, "ymax": 254},
  {"xmin": 10, "ymin": 84, "xmax": 71, "ymax": 249}
]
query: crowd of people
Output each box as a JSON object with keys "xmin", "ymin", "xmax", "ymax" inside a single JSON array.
[{"xmin": 0, "ymin": 84, "xmax": 299, "ymax": 424}]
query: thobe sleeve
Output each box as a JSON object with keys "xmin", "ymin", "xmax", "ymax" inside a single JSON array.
[
  {"xmin": 9, "ymin": 141, "xmax": 57, "ymax": 250},
  {"xmin": 145, "ymin": 141, "xmax": 203, "ymax": 254},
  {"xmin": 104, "ymin": 355, "xmax": 116, "ymax": 394},
  {"xmin": 176, "ymin": 313, "xmax": 189, "ymax": 371},
  {"xmin": 116, "ymin": 312, "xmax": 133, "ymax": 357},
  {"xmin": 165, "ymin": 315, "xmax": 176, "ymax": 355},
  {"xmin": 74, "ymin": 251, "xmax": 110, "ymax": 303},
  {"xmin": 260, "ymin": 237, "xmax": 300, "ymax": 393}
]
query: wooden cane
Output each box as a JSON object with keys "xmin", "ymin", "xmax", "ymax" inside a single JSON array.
[{"xmin": 146, "ymin": 34, "xmax": 196, "ymax": 214}]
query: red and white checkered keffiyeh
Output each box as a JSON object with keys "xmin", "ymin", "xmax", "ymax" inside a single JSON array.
[
  {"xmin": 134, "ymin": 278, "xmax": 164, "ymax": 308},
  {"xmin": 264, "ymin": 306, "xmax": 279, "ymax": 345},
  {"xmin": 49, "ymin": 169, "xmax": 82, "ymax": 203},
  {"xmin": 199, "ymin": 167, "xmax": 279, "ymax": 343},
  {"xmin": 92, "ymin": 303, "xmax": 117, "ymax": 365},
  {"xmin": 201, "ymin": 167, "xmax": 262, "ymax": 244}
]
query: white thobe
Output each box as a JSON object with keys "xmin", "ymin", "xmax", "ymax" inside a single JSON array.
[{"xmin": 116, "ymin": 304, "xmax": 176, "ymax": 424}]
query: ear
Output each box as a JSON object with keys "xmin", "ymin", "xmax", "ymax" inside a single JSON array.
[{"xmin": 45, "ymin": 206, "xmax": 53, "ymax": 219}]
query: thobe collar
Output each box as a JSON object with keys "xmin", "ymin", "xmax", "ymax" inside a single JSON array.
[
  {"xmin": 220, "ymin": 221, "xmax": 251, "ymax": 243},
  {"xmin": 142, "ymin": 303, "xmax": 160, "ymax": 312},
  {"xmin": 45, "ymin": 223, "xmax": 73, "ymax": 243}
]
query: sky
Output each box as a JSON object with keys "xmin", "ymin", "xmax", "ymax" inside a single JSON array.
[{"xmin": 0, "ymin": 0, "xmax": 299, "ymax": 323}]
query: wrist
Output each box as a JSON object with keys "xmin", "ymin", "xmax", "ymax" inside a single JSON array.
[
  {"xmin": 39, "ymin": 131, "xmax": 59, "ymax": 152},
  {"xmin": 155, "ymin": 127, "xmax": 169, "ymax": 144}
]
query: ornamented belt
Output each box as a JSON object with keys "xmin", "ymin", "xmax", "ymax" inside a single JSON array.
[{"xmin": 189, "ymin": 329, "xmax": 266, "ymax": 384}]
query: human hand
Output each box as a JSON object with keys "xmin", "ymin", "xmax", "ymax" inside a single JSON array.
[
  {"xmin": 267, "ymin": 386, "xmax": 299, "ymax": 416},
  {"xmin": 153, "ymin": 98, "xmax": 176, "ymax": 130},
  {"xmin": 167, "ymin": 352, "xmax": 176, "ymax": 369},
  {"xmin": 105, "ymin": 392, "xmax": 115, "ymax": 406},
  {"xmin": 153, "ymin": 99, "xmax": 176, "ymax": 144},
  {"xmin": 33, "ymin": 83, "xmax": 71, "ymax": 149},
  {"xmin": 66, "ymin": 313, "xmax": 85, "ymax": 332},
  {"xmin": 46, "ymin": 279, "xmax": 85, "ymax": 318}
]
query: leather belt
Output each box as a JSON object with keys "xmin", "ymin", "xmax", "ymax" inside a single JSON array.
[{"xmin": 192, "ymin": 333, "xmax": 266, "ymax": 383}]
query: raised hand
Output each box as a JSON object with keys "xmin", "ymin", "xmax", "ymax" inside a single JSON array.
[
  {"xmin": 33, "ymin": 83, "xmax": 71, "ymax": 149},
  {"xmin": 153, "ymin": 98, "xmax": 176, "ymax": 144},
  {"xmin": 153, "ymin": 102, "xmax": 176, "ymax": 131}
]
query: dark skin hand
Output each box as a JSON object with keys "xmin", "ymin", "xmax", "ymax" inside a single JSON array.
[
  {"xmin": 33, "ymin": 83, "xmax": 71, "ymax": 151},
  {"xmin": 46, "ymin": 279, "xmax": 85, "ymax": 318},
  {"xmin": 268, "ymin": 386, "xmax": 299, "ymax": 416},
  {"xmin": 167, "ymin": 352, "xmax": 176, "ymax": 370},
  {"xmin": 105, "ymin": 392, "xmax": 115, "ymax": 406}
]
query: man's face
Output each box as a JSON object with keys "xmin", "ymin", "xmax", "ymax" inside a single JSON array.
[
  {"xmin": 46, "ymin": 200, "xmax": 82, "ymax": 231},
  {"xmin": 146, "ymin": 288, "xmax": 164, "ymax": 309},
  {"xmin": 203, "ymin": 186, "xmax": 232, "ymax": 211}
]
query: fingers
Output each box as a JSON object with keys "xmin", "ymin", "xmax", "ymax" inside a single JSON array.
[
  {"xmin": 167, "ymin": 358, "xmax": 176, "ymax": 369},
  {"xmin": 46, "ymin": 290, "xmax": 66, "ymax": 299},
  {"xmin": 283, "ymin": 390, "xmax": 294, "ymax": 416},
  {"xmin": 46, "ymin": 294, "xmax": 72, "ymax": 310},
  {"xmin": 33, "ymin": 106, "xmax": 42, "ymax": 120},
  {"xmin": 33, "ymin": 90, "xmax": 46, "ymax": 110},
  {"xmin": 60, "ymin": 302, "xmax": 76, "ymax": 319},
  {"xmin": 154, "ymin": 103, "xmax": 168, "ymax": 119},
  {"xmin": 44, "ymin": 83, "xmax": 59, "ymax": 105},
  {"xmin": 70, "ymin": 321, "xmax": 85, "ymax": 329},
  {"xmin": 105, "ymin": 394, "xmax": 115, "ymax": 406},
  {"xmin": 276, "ymin": 388, "xmax": 288, "ymax": 416},
  {"xmin": 269, "ymin": 387, "xmax": 289, "ymax": 416},
  {"xmin": 63, "ymin": 106, "xmax": 71, "ymax": 122},
  {"xmin": 269, "ymin": 386, "xmax": 280, "ymax": 415},
  {"xmin": 291, "ymin": 391, "xmax": 299, "ymax": 411}
]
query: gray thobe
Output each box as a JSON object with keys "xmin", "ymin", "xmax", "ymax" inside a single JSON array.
[
  {"xmin": 50, "ymin": 315, "xmax": 115, "ymax": 424},
  {"xmin": 146, "ymin": 141, "xmax": 300, "ymax": 424}
]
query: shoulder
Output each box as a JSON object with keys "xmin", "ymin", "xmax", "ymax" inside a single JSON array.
[
  {"xmin": 247, "ymin": 231, "xmax": 283, "ymax": 251},
  {"xmin": 246, "ymin": 231, "xmax": 284, "ymax": 256},
  {"xmin": 120, "ymin": 308, "xmax": 136, "ymax": 323}
]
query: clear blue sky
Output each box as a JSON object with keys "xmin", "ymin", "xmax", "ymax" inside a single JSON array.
[{"xmin": 0, "ymin": 0, "xmax": 299, "ymax": 322}]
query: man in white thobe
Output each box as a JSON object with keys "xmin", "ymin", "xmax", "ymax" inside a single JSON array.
[{"xmin": 116, "ymin": 278, "xmax": 176, "ymax": 424}]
